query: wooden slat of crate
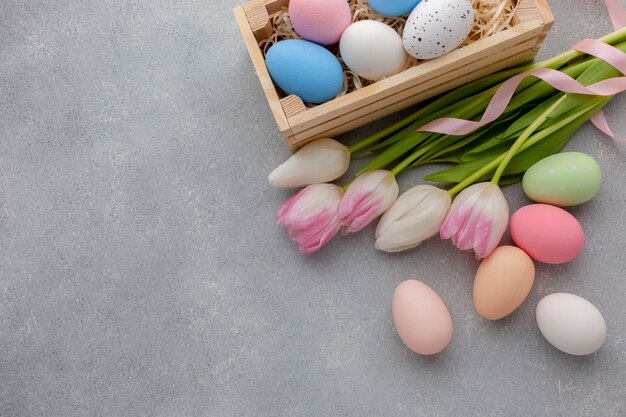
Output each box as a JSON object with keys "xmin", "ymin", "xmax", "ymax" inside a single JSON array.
[
  {"xmin": 233, "ymin": 5, "xmax": 291, "ymax": 135},
  {"xmin": 234, "ymin": 0, "xmax": 555, "ymax": 150},
  {"xmin": 286, "ymin": 50, "xmax": 538, "ymax": 148},
  {"xmin": 288, "ymin": 21, "xmax": 546, "ymax": 135}
]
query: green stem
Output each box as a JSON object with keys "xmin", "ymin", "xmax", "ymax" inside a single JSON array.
[
  {"xmin": 447, "ymin": 96, "xmax": 610, "ymax": 196},
  {"xmin": 389, "ymin": 141, "xmax": 440, "ymax": 176},
  {"xmin": 348, "ymin": 26, "xmax": 626, "ymax": 156},
  {"xmin": 516, "ymin": 98, "xmax": 610, "ymax": 151},
  {"xmin": 348, "ymin": 106, "xmax": 431, "ymax": 154},
  {"xmin": 527, "ymin": 26, "xmax": 626, "ymax": 71},
  {"xmin": 491, "ymin": 95, "xmax": 567, "ymax": 184},
  {"xmin": 447, "ymin": 155, "xmax": 505, "ymax": 196}
]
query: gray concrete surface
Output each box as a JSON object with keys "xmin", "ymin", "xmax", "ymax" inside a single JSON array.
[{"xmin": 1, "ymin": 0, "xmax": 625, "ymax": 416}]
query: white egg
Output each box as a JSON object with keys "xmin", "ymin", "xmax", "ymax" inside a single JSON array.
[
  {"xmin": 536, "ymin": 293, "xmax": 607, "ymax": 355},
  {"xmin": 339, "ymin": 20, "xmax": 408, "ymax": 81},
  {"xmin": 403, "ymin": 0, "xmax": 474, "ymax": 59}
]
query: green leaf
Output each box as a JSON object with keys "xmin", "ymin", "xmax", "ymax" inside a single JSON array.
[
  {"xmin": 576, "ymin": 42, "xmax": 625, "ymax": 86},
  {"xmin": 359, "ymin": 54, "xmax": 597, "ymax": 166},
  {"xmin": 423, "ymin": 155, "xmax": 491, "ymax": 183},
  {"xmin": 496, "ymin": 173, "xmax": 525, "ymax": 186},
  {"xmin": 362, "ymin": 91, "xmax": 493, "ymax": 154},
  {"xmin": 501, "ymin": 94, "xmax": 565, "ymax": 138},
  {"xmin": 424, "ymin": 97, "xmax": 610, "ymax": 184},
  {"xmin": 458, "ymin": 99, "xmax": 559, "ymax": 162},
  {"xmin": 352, "ymin": 40, "xmax": 626, "ymax": 172},
  {"xmin": 421, "ymin": 110, "xmax": 523, "ymax": 165},
  {"xmin": 349, "ymin": 65, "xmax": 537, "ymax": 155}
]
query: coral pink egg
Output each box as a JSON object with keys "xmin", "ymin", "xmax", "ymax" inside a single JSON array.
[
  {"xmin": 510, "ymin": 204, "xmax": 584, "ymax": 264},
  {"xmin": 288, "ymin": 0, "xmax": 352, "ymax": 45},
  {"xmin": 392, "ymin": 280, "xmax": 453, "ymax": 355}
]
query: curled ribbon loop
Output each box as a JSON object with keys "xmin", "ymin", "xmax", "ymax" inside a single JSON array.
[{"xmin": 415, "ymin": 0, "xmax": 626, "ymax": 142}]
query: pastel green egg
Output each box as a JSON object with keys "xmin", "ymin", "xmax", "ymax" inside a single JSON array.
[{"xmin": 522, "ymin": 152, "xmax": 602, "ymax": 207}]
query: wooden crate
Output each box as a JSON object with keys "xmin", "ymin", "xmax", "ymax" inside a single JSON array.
[{"xmin": 234, "ymin": 0, "xmax": 554, "ymax": 150}]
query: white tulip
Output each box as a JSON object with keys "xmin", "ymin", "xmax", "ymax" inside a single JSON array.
[
  {"xmin": 375, "ymin": 185, "xmax": 451, "ymax": 252},
  {"xmin": 268, "ymin": 138, "xmax": 350, "ymax": 188}
]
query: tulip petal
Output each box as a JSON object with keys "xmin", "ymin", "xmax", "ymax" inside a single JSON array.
[
  {"xmin": 268, "ymin": 139, "xmax": 350, "ymax": 188},
  {"xmin": 339, "ymin": 170, "xmax": 399, "ymax": 234},
  {"xmin": 276, "ymin": 184, "xmax": 344, "ymax": 254},
  {"xmin": 440, "ymin": 182, "xmax": 509, "ymax": 259}
]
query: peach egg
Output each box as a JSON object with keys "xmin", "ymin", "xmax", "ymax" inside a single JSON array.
[{"xmin": 473, "ymin": 246, "xmax": 535, "ymax": 320}]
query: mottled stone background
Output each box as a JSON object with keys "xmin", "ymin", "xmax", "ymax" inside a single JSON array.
[{"xmin": 0, "ymin": 0, "xmax": 624, "ymax": 416}]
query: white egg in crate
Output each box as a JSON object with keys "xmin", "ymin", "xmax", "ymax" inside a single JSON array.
[
  {"xmin": 340, "ymin": 20, "xmax": 408, "ymax": 81},
  {"xmin": 403, "ymin": 0, "xmax": 474, "ymax": 59}
]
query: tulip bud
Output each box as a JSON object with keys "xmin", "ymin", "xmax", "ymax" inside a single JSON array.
[
  {"xmin": 375, "ymin": 185, "xmax": 451, "ymax": 252},
  {"xmin": 440, "ymin": 182, "xmax": 509, "ymax": 259},
  {"xmin": 276, "ymin": 183, "xmax": 344, "ymax": 254},
  {"xmin": 268, "ymin": 138, "xmax": 350, "ymax": 188},
  {"xmin": 339, "ymin": 170, "xmax": 399, "ymax": 234}
]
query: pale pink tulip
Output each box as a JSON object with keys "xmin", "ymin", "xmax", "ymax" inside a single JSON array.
[
  {"xmin": 339, "ymin": 170, "xmax": 399, "ymax": 234},
  {"xmin": 440, "ymin": 182, "xmax": 509, "ymax": 259},
  {"xmin": 276, "ymin": 184, "xmax": 344, "ymax": 254}
]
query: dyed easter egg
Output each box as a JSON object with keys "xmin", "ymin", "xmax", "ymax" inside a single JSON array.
[
  {"xmin": 510, "ymin": 204, "xmax": 584, "ymax": 264},
  {"xmin": 340, "ymin": 21, "xmax": 408, "ymax": 81},
  {"xmin": 536, "ymin": 293, "xmax": 607, "ymax": 355},
  {"xmin": 289, "ymin": 0, "xmax": 352, "ymax": 45},
  {"xmin": 265, "ymin": 40, "xmax": 344, "ymax": 104},
  {"xmin": 368, "ymin": 0, "xmax": 422, "ymax": 17},
  {"xmin": 474, "ymin": 246, "xmax": 535, "ymax": 320},
  {"xmin": 403, "ymin": 0, "xmax": 474, "ymax": 59},
  {"xmin": 392, "ymin": 280, "xmax": 453, "ymax": 355},
  {"xmin": 523, "ymin": 152, "xmax": 602, "ymax": 206}
]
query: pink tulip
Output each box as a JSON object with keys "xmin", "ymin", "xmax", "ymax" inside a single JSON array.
[
  {"xmin": 276, "ymin": 184, "xmax": 344, "ymax": 254},
  {"xmin": 339, "ymin": 170, "xmax": 399, "ymax": 234},
  {"xmin": 440, "ymin": 182, "xmax": 509, "ymax": 259}
]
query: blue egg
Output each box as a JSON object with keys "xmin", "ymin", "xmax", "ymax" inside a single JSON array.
[
  {"xmin": 368, "ymin": 0, "xmax": 422, "ymax": 16},
  {"xmin": 265, "ymin": 40, "xmax": 344, "ymax": 104}
]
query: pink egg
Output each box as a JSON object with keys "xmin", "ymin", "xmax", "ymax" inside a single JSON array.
[
  {"xmin": 510, "ymin": 204, "xmax": 584, "ymax": 264},
  {"xmin": 289, "ymin": 0, "xmax": 352, "ymax": 46},
  {"xmin": 392, "ymin": 280, "xmax": 453, "ymax": 355}
]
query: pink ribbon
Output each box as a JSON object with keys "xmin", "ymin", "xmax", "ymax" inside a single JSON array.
[
  {"xmin": 416, "ymin": 0, "xmax": 626, "ymax": 141},
  {"xmin": 605, "ymin": 0, "xmax": 626, "ymax": 29},
  {"xmin": 590, "ymin": 110, "xmax": 626, "ymax": 142}
]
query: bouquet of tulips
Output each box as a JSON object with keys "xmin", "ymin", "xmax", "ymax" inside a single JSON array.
[{"xmin": 270, "ymin": 26, "xmax": 626, "ymax": 258}]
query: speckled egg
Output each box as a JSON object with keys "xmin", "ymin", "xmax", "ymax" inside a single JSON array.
[
  {"xmin": 523, "ymin": 152, "xmax": 602, "ymax": 206},
  {"xmin": 289, "ymin": 0, "xmax": 352, "ymax": 45},
  {"xmin": 265, "ymin": 40, "xmax": 344, "ymax": 104},
  {"xmin": 510, "ymin": 204, "xmax": 584, "ymax": 264},
  {"xmin": 368, "ymin": 0, "xmax": 422, "ymax": 17},
  {"xmin": 402, "ymin": 0, "xmax": 474, "ymax": 59}
]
